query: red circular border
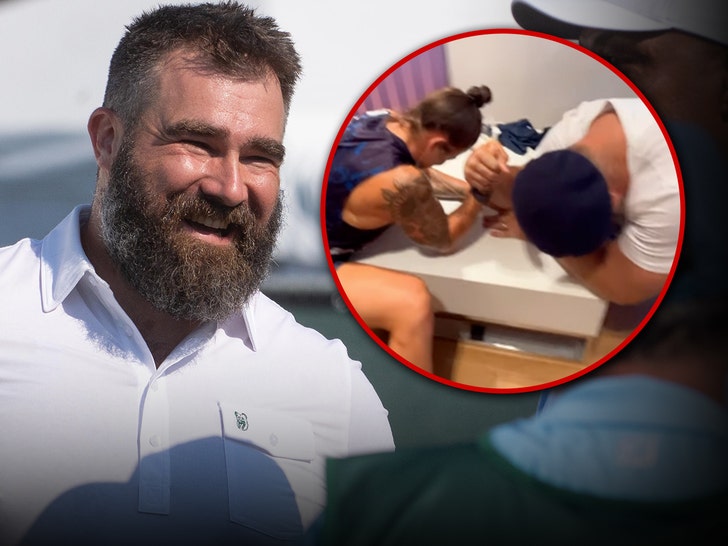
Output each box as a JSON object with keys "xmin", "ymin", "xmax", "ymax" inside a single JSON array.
[{"xmin": 319, "ymin": 28, "xmax": 685, "ymax": 394}]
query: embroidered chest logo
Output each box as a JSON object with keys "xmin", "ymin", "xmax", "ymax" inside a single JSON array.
[{"xmin": 234, "ymin": 411, "xmax": 249, "ymax": 431}]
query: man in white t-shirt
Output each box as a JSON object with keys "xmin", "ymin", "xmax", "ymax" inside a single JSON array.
[{"xmin": 465, "ymin": 98, "xmax": 680, "ymax": 305}]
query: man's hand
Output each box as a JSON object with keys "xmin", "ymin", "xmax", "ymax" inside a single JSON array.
[
  {"xmin": 483, "ymin": 210, "xmax": 526, "ymax": 241},
  {"xmin": 464, "ymin": 140, "xmax": 512, "ymax": 195}
]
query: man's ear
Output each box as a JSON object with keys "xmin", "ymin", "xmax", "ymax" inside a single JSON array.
[
  {"xmin": 609, "ymin": 189, "xmax": 624, "ymax": 213},
  {"xmin": 431, "ymin": 135, "xmax": 449, "ymax": 151},
  {"xmin": 87, "ymin": 107, "xmax": 124, "ymax": 170}
]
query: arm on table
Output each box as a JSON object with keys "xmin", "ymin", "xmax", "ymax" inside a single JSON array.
[
  {"xmin": 383, "ymin": 167, "xmax": 483, "ymax": 253},
  {"xmin": 557, "ymin": 241, "xmax": 668, "ymax": 305},
  {"xmin": 341, "ymin": 165, "xmax": 484, "ymax": 253},
  {"xmin": 424, "ymin": 168, "xmax": 470, "ymax": 199}
]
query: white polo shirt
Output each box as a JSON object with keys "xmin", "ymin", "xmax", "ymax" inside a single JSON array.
[
  {"xmin": 535, "ymin": 98, "xmax": 680, "ymax": 274},
  {"xmin": 0, "ymin": 206, "xmax": 394, "ymax": 545}
]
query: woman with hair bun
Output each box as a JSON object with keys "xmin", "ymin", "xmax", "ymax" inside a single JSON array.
[{"xmin": 325, "ymin": 85, "xmax": 493, "ymax": 374}]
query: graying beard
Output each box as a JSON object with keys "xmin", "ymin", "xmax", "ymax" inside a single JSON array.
[{"xmin": 99, "ymin": 147, "xmax": 282, "ymax": 322}]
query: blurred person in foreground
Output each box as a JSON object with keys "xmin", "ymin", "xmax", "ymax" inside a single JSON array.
[
  {"xmin": 0, "ymin": 3, "xmax": 393, "ymax": 545},
  {"xmin": 308, "ymin": 298, "xmax": 727, "ymax": 545}
]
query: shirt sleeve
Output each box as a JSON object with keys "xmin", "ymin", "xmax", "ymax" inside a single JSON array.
[
  {"xmin": 346, "ymin": 365, "xmax": 395, "ymax": 455},
  {"xmin": 613, "ymin": 99, "xmax": 681, "ymax": 274},
  {"xmin": 535, "ymin": 99, "xmax": 611, "ymax": 156}
]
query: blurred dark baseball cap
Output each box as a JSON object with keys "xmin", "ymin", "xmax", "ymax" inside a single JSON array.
[
  {"xmin": 512, "ymin": 150, "xmax": 613, "ymax": 257},
  {"xmin": 511, "ymin": 0, "xmax": 728, "ymax": 46}
]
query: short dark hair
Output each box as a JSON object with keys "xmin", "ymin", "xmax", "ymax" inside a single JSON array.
[{"xmin": 103, "ymin": 1, "xmax": 301, "ymax": 128}]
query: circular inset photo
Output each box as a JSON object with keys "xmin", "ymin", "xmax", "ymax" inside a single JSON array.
[{"xmin": 321, "ymin": 29, "xmax": 683, "ymax": 393}]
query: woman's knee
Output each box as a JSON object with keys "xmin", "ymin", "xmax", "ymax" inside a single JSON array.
[{"xmin": 397, "ymin": 275, "xmax": 434, "ymax": 323}]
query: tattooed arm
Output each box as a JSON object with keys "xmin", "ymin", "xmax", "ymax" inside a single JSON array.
[
  {"xmin": 382, "ymin": 168, "xmax": 483, "ymax": 253},
  {"xmin": 424, "ymin": 168, "xmax": 470, "ymax": 199}
]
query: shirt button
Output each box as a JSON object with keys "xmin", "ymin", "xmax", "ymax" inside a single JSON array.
[
  {"xmin": 149, "ymin": 435, "xmax": 161, "ymax": 447},
  {"xmin": 269, "ymin": 434, "xmax": 279, "ymax": 446},
  {"xmin": 150, "ymin": 381, "xmax": 159, "ymax": 392}
]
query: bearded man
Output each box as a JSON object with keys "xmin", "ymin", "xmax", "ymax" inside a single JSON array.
[{"xmin": 0, "ymin": 3, "xmax": 393, "ymax": 545}]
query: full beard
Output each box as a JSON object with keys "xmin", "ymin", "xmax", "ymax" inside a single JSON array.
[{"xmin": 99, "ymin": 140, "xmax": 283, "ymax": 322}]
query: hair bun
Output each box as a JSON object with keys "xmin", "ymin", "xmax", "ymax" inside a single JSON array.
[{"xmin": 466, "ymin": 85, "xmax": 492, "ymax": 108}]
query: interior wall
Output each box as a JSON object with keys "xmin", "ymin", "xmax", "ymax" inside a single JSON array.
[
  {"xmin": 446, "ymin": 32, "xmax": 637, "ymax": 129},
  {"xmin": 356, "ymin": 46, "xmax": 448, "ymax": 115}
]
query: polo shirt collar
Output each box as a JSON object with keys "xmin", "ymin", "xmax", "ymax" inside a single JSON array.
[
  {"xmin": 240, "ymin": 296, "xmax": 259, "ymax": 352},
  {"xmin": 40, "ymin": 205, "xmax": 95, "ymax": 313},
  {"xmin": 39, "ymin": 204, "xmax": 260, "ymax": 351}
]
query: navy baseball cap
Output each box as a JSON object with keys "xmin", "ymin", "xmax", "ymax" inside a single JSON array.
[{"xmin": 512, "ymin": 150, "xmax": 613, "ymax": 257}]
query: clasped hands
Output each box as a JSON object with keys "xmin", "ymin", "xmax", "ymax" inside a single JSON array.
[{"xmin": 464, "ymin": 140, "xmax": 525, "ymax": 240}]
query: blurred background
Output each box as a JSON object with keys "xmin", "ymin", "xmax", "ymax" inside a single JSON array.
[{"xmin": 0, "ymin": 0, "xmax": 544, "ymax": 446}]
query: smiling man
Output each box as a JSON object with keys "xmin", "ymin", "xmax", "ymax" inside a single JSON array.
[
  {"xmin": 0, "ymin": 3, "xmax": 393, "ymax": 545},
  {"xmin": 84, "ymin": 51, "xmax": 289, "ymax": 361}
]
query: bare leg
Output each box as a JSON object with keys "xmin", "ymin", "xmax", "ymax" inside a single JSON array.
[{"xmin": 336, "ymin": 262, "xmax": 434, "ymax": 373}]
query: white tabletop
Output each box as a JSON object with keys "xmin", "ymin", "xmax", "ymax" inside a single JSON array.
[{"xmin": 352, "ymin": 134, "xmax": 608, "ymax": 338}]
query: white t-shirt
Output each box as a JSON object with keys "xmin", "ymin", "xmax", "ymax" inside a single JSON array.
[
  {"xmin": 0, "ymin": 206, "xmax": 394, "ymax": 545},
  {"xmin": 536, "ymin": 98, "xmax": 680, "ymax": 274}
]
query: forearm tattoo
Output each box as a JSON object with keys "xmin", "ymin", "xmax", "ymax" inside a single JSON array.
[
  {"xmin": 427, "ymin": 171, "xmax": 468, "ymax": 199},
  {"xmin": 382, "ymin": 172, "xmax": 450, "ymax": 249}
]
